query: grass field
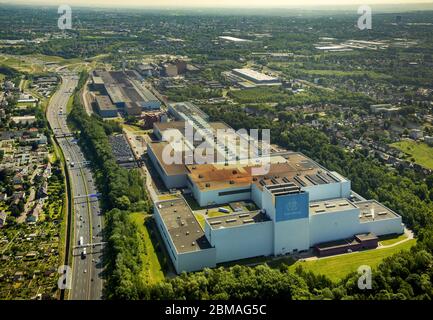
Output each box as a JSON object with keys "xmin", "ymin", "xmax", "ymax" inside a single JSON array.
[
  {"xmin": 129, "ymin": 212, "xmax": 165, "ymax": 284},
  {"xmin": 194, "ymin": 206, "xmax": 233, "ymax": 229},
  {"xmin": 287, "ymin": 239, "xmax": 416, "ymax": 282},
  {"xmin": 228, "ymin": 87, "xmax": 290, "ymax": 103},
  {"xmin": 378, "ymin": 233, "xmax": 408, "ymax": 246},
  {"xmin": 390, "ymin": 140, "xmax": 433, "ymax": 170},
  {"xmin": 0, "ymin": 55, "xmax": 45, "ymax": 73},
  {"xmin": 66, "ymin": 95, "xmax": 74, "ymax": 114}
]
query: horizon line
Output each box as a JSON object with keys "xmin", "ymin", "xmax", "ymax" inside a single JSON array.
[{"xmin": 2, "ymin": 1, "xmax": 433, "ymax": 10}]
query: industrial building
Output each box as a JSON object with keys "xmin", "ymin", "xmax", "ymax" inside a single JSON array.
[
  {"xmin": 149, "ymin": 102, "xmax": 262, "ymax": 189},
  {"xmin": 95, "ymin": 95, "xmax": 118, "ymax": 118},
  {"xmin": 90, "ymin": 70, "xmax": 161, "ymax": 115},
  {"xmin": 150, "ymin": 105, "xmax": 405, "ymax": 274},
  {"xmin": 162, "ymin": 59, "xmax": 188, "ymax": 77},
  {"xmin": 223, "ymin": 68, "xmax": 282, "ymax": 88}
]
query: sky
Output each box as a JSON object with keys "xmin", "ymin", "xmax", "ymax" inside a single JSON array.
[{"xmin": 5, "ymin": 0, "xmax": 433, "ymax": 9}]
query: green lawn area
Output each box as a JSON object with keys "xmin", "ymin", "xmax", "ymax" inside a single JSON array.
[
  {"xmin": 0, "ymin": 55, "xmax": 45, "ymax": 73},
  {"xmin": 194, "ymin": 206, "xmax": 233, "ymax": 229},
  {"xmin": 390, "ymin": 140, "xmax": 433, "ymax": 170},
  {"xmin": 378, "ymin": 233, "xmax": 408, "ymax": 246},
  {"xmin": 66, "ymin": 95, "xmax": 74, "ymax": 114},
  {"xmin": 0, "ymin": 73, "xmax": 5, "ymax": 81},
  {"xmin": 194, "ymin": 213, "xmax": 206, "ymax": 229},
  {"xmin": 287, "ymin": 239, "xmax": 416, "ymax": 282},
  {"xmin": 228, "ymin": 87, "xmax": 290, "ymax": 103},
  {"xmin": 129, "ymin": 212, "xmax": 165, "ymax": 284}
]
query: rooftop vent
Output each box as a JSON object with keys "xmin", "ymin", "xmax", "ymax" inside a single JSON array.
[
  {"xmin": 315, "ymin": 209, "xmax": 326, "ymax": 213},
  {"xmin": 243, "ymin": 219, "xmax": 254, "ymax": 224},
  {"xmin": 198, "ymin": 174, "xmax": 203, "ymax": 179},
  {"xmin": 186, "ymin": 231, "xmax": 190, "ymax": 235},
  {"xmin": 226, "ymin": 218, "xmax": 237, "ymax": 223},
  {"xmin": 210, "ymin": 221, "xmax": 221, "ymax": 225},
  {"xmin": 229, "ymin": 180, "xmax": 235, "ymax": 184},
  {"xmin": 191, "ymin": 242, "xmax": 196, "ymax": 246},
  {"xmin": 205, "ymin": 183, "xmax": 210, "ymax": 188},
  {"xmin": 239, "ymin": 213, "xmax": 250, "ymax": 218}
]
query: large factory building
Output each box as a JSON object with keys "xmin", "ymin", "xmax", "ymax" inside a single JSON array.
[
  {"xmin": 149, "ymin": 103, "xmax": 405, "ymax": 274},
  {"xmin": 90, "ymin": 70, "xmax": 161, "ymax": 117}
]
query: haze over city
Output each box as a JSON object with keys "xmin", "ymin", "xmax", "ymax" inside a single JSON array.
[{"xmin": 4, "ymin": 0, "xmax": 433, "ymax": 8}]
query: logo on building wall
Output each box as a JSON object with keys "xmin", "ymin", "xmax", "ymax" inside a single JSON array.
[{"xmin": 275, "ymin": 192, "xmax": 309, "ymax": 222}]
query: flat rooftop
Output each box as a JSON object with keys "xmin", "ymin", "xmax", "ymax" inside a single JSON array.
[
  {"xmin": 309, "ymin": 198, "xmax": 357, "ymax": 215},
  {"xmin": 169, "ymin": 102, "xmax": 209, "ymax": 121},
  {"xmin": 206, "ymin": 210, "xmax": 270, "ymax": 230},
  {"xmin": 219, "ymin": 36, "xmax": 251, "ymax": 42},
  {"xmin": 156, "ymin": 198, "xmax": 211, "ymax": 253},
  {"xmin": 154, "ymin": 121, "xmax": 231, "ymax": 140},
  {"xmin": 356, "ymin": 200, "xmax": 400, "ymax": 222},
  {"xmin": 96, "ymin": 70, "xmax": 160, "ymax": 106},
  {"xmin": 148, "ymin": 141, "xmax": 190, "ymax": 176},
  {"xmin": 315, "ymin": 238, "xmax": 360, "ymax": 250},
  {"xmin": 187, "ymin": 152, "xmax": 342, "ymax": 191},
  {"xmin": 95, "ymin": 95, "xmax": 117, "ymax": 111},
  {"xmin": 233, "ymin": 68, "xmax": 279, "ymax": 82}
]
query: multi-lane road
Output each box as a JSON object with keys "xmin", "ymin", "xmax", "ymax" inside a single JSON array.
[{"xmin": 46, "ymin": 72, "xmax": 104, "ymax": 300}]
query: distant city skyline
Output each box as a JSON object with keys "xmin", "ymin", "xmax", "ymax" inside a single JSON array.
[{"xmin": 4, "ymin": 0, "xmax": 433, "ymax": 9}]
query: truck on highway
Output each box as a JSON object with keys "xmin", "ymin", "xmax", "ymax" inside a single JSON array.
[
  {"xmin": 78, "ymin": 236, "xmax": 83, "ymax": 246},
  {"xmin": 70, "ymin": 162, "xmax": 75, "ymax": 167},
  {"xmin": 81, "ymin": 248, "xmax": 87, "ymax": 259}
]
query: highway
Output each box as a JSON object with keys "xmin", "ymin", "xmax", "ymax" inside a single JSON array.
[{"xmin": 46, "ymin": 72, "xmax": 104, "ymax": 300}]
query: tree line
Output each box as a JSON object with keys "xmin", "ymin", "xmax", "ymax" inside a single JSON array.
[{"xmin": 67, "ymin": 73, "xmax": 150, "ymax": 299}]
